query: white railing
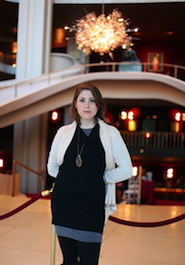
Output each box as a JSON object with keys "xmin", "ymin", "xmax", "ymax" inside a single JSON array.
[
  {"xmin": 0, "ymin": 62, "xmax": 185, "ymax": 106},
  {"xmin": 0, "ymin": 64, "xmax": 84, "ymax": 105},
  {"xmin": 121, "ymin": 131, "xmax": 185, "ymax": 150}
]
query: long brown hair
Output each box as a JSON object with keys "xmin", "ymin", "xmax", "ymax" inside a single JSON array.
[{"xmin": 69, "ymin": 82, "xmax": 107, "ymax": 124}]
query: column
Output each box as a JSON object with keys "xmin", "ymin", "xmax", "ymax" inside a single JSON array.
[{"xmin": 13, "ymin": 0, "xmax": 53, "ymax": 193}]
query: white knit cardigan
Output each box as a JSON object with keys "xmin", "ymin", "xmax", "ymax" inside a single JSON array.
[{"xmin": 47, "ymin": 119, "xmax": 133, "ymax": 223}]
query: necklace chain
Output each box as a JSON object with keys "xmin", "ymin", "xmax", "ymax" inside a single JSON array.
[{"xmin": 76, "ymin": 128, "xmax": 85, "ymax": 167}]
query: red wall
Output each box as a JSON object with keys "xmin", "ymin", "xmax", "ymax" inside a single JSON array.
[{"xmin": 135, "ymin": 43, "xmax": 185, "ymax": 65}]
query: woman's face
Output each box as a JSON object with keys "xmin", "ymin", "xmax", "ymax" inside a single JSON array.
[{"xmin": 75, "ymin": 89, "xmax": 98, "ymax": 122}]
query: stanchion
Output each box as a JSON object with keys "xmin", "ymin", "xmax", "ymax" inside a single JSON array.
[
  {"xmin": 137, "ymin": 165, "xmax": 142, "ymax": 205},
  {"xmin": 1, "ymin": 185, "xmax": 184, "ymax": 263},
  {"xmin": 50, "ymin": 224, "xmax": 56, "ymax": 265},
  {"xmin": 12, "ymin": 159, "xmax": 16, "ymax": 197}
]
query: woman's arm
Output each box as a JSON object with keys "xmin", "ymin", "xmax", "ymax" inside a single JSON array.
[
  {"xmin": 104, "ymin": 127, "xmax": 133, "ymax": 184},
  {"xmin": 47, "ymin": 128, "xmax": 62, "ymax": 178}
]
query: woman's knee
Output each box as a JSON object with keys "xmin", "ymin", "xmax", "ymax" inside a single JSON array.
[
  {"xmin": 58, "ymin": 236, "xmax": 79, "ymax": 264},
  {"xmin": 77, "ymin": 241, "xmax": 101, "ymax": 265}
]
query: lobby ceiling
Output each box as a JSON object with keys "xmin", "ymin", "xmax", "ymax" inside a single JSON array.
[
  {"xmin": 53, "ymin": 2, "xmax": 185, "ymax": 44},
  {"xmin": 0, "ymin": 0, "xmax": 185, "ymax": 53}
]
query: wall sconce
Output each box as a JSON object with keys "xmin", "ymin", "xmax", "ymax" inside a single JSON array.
[
  {"xmin": 120, "ymin": 111, "xmax": 127, "ymax": 120},
  {"xmin": 51, "ymin": 111, "xmax": 59, "ymax": 121},
  {"xmin": 128, "ymin": 111, "xmax": 134, "ymax": 120},
  {"xmin": 175, "ymin": 112, "xmax": 181, "ymax": 122},
  {"xmin": 133, "ymin": 166, "xmax": 138, "ymax": 177},
  {"xmin": 0, "ymin": 158, "xmax": 4, "ymax": 168},
  {"xmin": 128, "ymin": 120, "xmax": 137, "ymax": 131},
  {"xmin": 167, "ymin": 168, "xmax": 174, "ymax": 179},
  {"xmin": 145, "ymin": 132, "xmax": 151, "ymax": 138},
  {"xmin": 120, "ymin": 109, "xmax": 138, "ymax": 131}
]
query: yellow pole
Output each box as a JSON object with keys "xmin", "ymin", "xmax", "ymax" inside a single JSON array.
[
  {"xmin": 50, "ymin": 224, "xmax": 56, "ymax": 265},
  {"xmin": 137, "ymin": 166, "xmax": 142, "ymax": 205},
  {"xmin": 49, "ymin": 184, "xmax": 56, "ymax": 265}
]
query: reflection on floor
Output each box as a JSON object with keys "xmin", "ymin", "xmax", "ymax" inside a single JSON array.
[{"xmin": 0, "ymin": 194, "xmax": 185, "ymax": 265}]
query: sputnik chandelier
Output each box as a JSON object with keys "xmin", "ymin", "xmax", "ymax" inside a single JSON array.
[{"xmin": 64, "ymin": 7, "xmax": 139, "ymax": 59}]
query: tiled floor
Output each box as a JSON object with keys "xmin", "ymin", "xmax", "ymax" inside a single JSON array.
[{"xmin": 0, "ymin": 194, "xmax": 185, "ymax": 265}]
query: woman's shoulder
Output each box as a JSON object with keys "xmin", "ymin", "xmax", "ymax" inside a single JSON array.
[
  {"xmin": 98, "ymin": 119, "xmax": 120, "ymax": 135},
  {"xmin": 56, "ymin": 121, "xmax": 76, "ymax": 135}
]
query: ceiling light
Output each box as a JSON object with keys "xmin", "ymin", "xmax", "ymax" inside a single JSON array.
[{"xmin": 65, "ymin": 7, "xmax": 138, "ymax": 59}]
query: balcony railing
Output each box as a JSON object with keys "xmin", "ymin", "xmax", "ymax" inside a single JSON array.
[
  {"xmin": 121, "ymin": 131, "xmax": 185, "ymax": 154},
  {"xmin": 0, "ymin": 61, "xmax": 185, "ymax": 106}
]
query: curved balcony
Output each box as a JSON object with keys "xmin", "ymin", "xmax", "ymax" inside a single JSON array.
[{"xmin": 0, "ymin": 61, "xmax": 185, "ymax": 128}]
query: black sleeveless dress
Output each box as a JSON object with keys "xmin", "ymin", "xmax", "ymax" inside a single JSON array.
[{"xmin": 51, "ymin": 123, "xmax": 106, "ymax": 234}]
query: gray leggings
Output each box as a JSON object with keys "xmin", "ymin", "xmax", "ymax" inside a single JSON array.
[{"xmin": 58, "ymin": 236, "xmax": 101, "ymax": 265}]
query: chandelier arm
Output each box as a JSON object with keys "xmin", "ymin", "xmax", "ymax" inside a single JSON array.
[{"xmin": 102, "ymin": 0, "xmax": 105, "ymax": 14}]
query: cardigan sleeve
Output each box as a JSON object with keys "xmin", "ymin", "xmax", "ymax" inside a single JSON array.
[
  {"xmin": 104, "ymin": 126, "xmax": 133, "ymax": 184},
  {"xmin": 47, "ymin": 128, "xmax": 63, "ymax": 178}
]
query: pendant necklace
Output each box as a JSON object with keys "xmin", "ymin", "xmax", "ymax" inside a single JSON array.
[{"xmin": 75, "ymin": 128, "xmax": 85, "ymax": 168}]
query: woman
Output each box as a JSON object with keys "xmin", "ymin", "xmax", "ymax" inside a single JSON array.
[{"xmin": 47, "ymin": 82, "xmax": 133, "ymax": 265}]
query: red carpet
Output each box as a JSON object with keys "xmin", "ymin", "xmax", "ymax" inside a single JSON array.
[{"xmin": 24, "ymin": 194, "xmax": 185, "ymax": 205}]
